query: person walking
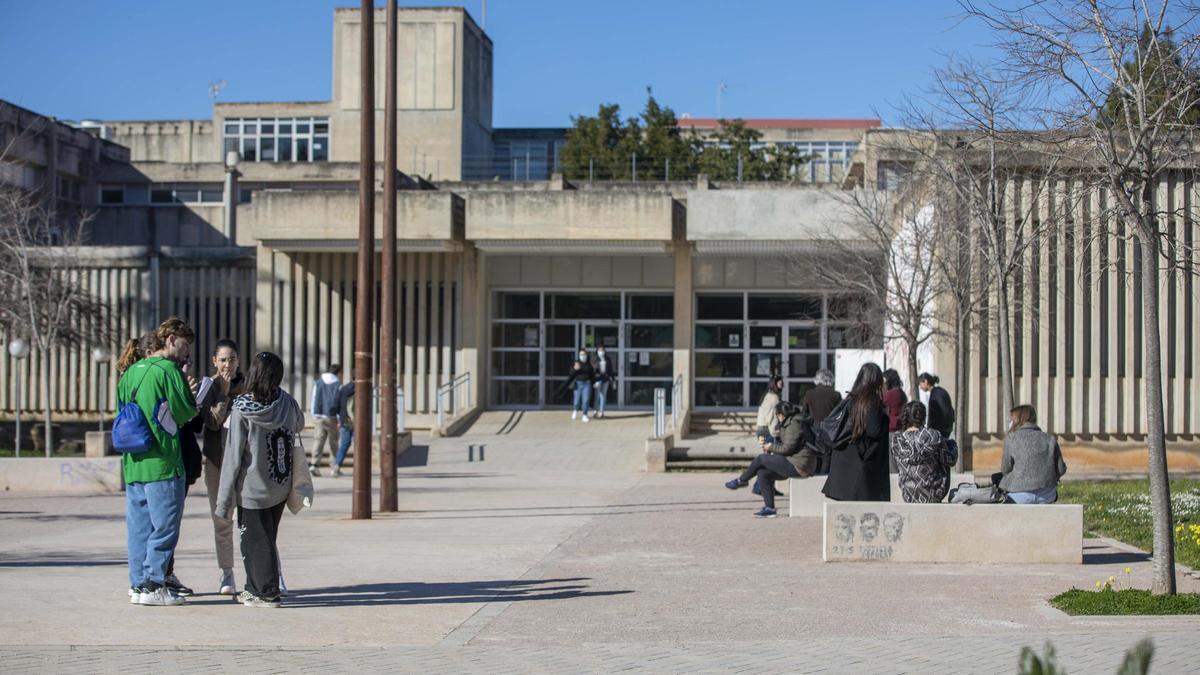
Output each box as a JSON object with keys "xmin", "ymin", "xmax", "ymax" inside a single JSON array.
[
  {"xmin": 882, "ymin": 368, "xmax": 907, "ymax": 433},
  {"xmin": 118, "ymin": 318, "xmax": 199, "ymax": 606},
  {"xmin": 331, "ymin": 381, "xmax": 356, "ymax": 478},
  {"xmin": 801, "ymin": 369, "xmax": 841, "ymax": 474},
  {"xmin": 559, "ymin": 351, "xmax": 595, "ymax": 422},
  {"xmin": 892, "ymin": 401, "xmax": 955, "ymax": 503},
  {"xmin": 822, "ymin": 362, "xmax": 890, "ymax": 502},
  {"xmin": 592, "ymin": 345, "xmax": 615, "ymax": 418},
  {"xmin": 215, "ymin": 351, "xmax": 304, "ymax": 608},
  {"xmin": 999, "ymin": 405, "xmax": 1067, "ymax": 504},
  {"xmin": 918, "ymin": 372, "xmax": 957, "ymax": 464},
  {"xmin": 308, "ymin": 364, "xmax": 342, "ymax": 475},
  {"xmin": 755, "ymin": 375, "xmax": 784, "ymax": 443},
  {"xmin": 197, "ymin": 339, "xmax": 244, "ymax": 595}
]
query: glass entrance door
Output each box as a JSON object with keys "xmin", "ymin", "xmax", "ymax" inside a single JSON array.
[
  {"xmin": 748, "ymin": 323, "xmax": 823, "ymax": 406},
  {"xmin": 545, "ymin": 321, "xmax": 620, "ymax": 407}
]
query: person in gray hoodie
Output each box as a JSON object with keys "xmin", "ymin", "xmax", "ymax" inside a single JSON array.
[{"xmin": 215, "ymin": 351, "xmax": 303, "ymax": 608}]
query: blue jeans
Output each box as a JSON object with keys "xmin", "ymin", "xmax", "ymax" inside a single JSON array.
[
  {"xmin": 593, "ymin": 381, "xmax": 609, "ymax": 414},
  {"xmin": 1008, "ymin": 485, "xmax": 1058, "ymax": 504},
  {"xmin": 125, "ymin": 474, "xmax": 185, "ymax": 588},
  {"xmin": 335, "ymin": 426, "xmax": 353, "ymax": 466},
  {"xmin": 572, "ymin": 380, "xmax": 592, "ymax": 414}
]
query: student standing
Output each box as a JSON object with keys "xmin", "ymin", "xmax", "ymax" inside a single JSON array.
[
  {"xmin": 882, "ymin": 369, "xmax": 907, "ymax": 433},
  {"xmin": 308, "ymin": 364, "xmax": 342, "ymax": 475},
  {"xmin": 592, "ymin": 346, "xmax": 615, "ymax": 418},
  {"xmin": 918, "ymin": 372, "xmax": 957, "ymax": 464},
  {"xmin": 119, "ymin": 318, "xmax": 199, "ymax": 606},
  {"xmin": 331, "ymin": 382, "xmax": 356, "ymax": 477},
  {"xmin": 755, "ymin": 375, "xmax": 784, "ymax": 443},
  {"xmin": 198, "ymin": 339, "xmax": 244, "ymax": 595},
  {"xmin": 821, "ymin": 363, "xmax": 890, "ymax": 502},
  {"xmin": 215, "ymin": 352, "xmax": 304, "ymax": 608}
]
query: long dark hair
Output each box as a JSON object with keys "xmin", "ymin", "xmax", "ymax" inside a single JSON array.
[
  {"xmin": 244, "ymin": 351, "xmax": 284, "ymax": 402},
  {"xmin": 760, "ymin": 375, "xmax": 783, "ymax": 403},
  {"xmin": 849, "ymin": 362, "xmax": 884, "ymax": 441},
  {"xmin": 900, "ymin": 400, "xmax": 926, "ymax": 430},
  {"xmin": 883, "ymin": 368, "xmax": 903, "ymax": 391}
]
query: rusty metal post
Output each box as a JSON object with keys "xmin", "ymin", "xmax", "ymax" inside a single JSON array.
[
  {"xmin": 379, "ymin": 0, "xmax": 399, "ymax": 513},
  {"xmin": 352, "ymin": 0, "xmax": 375, "ymax": 520}
]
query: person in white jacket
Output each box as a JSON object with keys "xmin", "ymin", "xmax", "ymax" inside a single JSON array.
[{"xmin": 755, "ymin": 375, "xmax": 784, "ymax": 443}]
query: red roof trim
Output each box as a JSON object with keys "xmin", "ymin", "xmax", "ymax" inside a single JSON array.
[{"xmin": 676, "ymin": 118, "xmax": 882, "ymax": 130}]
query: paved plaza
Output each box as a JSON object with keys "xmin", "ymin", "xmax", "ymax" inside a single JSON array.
[{"xmin": 2, "ymin": 412, "xmax": 1199, "ymax": 673}]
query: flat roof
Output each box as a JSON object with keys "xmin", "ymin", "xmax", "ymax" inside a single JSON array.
[{"xmin": 677, "ymin": 118, "xmax": 882, "ymax": 130}]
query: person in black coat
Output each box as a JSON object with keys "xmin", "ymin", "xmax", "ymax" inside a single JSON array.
[
  {"xmin": 556, "ymin": 353, "xmax": 596, "ymax": 421},
  {"xmin": 918, "ymin": 372, "xmax": 958, "ymax": 465},
  {"xmin": 822, "ymin": 362, "xmax": 890, "ymax": 502}
]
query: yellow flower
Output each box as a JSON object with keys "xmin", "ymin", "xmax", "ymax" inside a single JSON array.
[
  {"xmin": 1124, "ymin": 567, "xmax": 1132, "ymax": 574},
  {"xmin": 1096, "ymin": 581, "xmax": 1104, "ymax": 588},
  {"xmin": 1108, "ymin": 576, "xmax": 1115, "ymax": 583}
]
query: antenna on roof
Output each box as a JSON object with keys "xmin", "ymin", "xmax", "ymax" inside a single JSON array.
[
  {"xmin": 717, "ymin": 81, "xmax": 728, "ymax": 118},
  {"xmin": 481, "ymin": 0, "xmax": 487, "ymax": 29},
  {"xmin": 209, "ymin": 80, "xmax": 227, "ymax": 103}
]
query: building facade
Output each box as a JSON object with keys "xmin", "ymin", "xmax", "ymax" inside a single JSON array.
[{"xmin": 2, "ymin": 6, "xmax": 1197, "ymax": 465}]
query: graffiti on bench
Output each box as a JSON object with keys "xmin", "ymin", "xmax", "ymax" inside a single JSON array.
[
  {"xmin": 59, "ymin": 460, "xmax": 121, "ymax": 488},
  {"xmin": 829, "ymin": 511, "xmax": 905, "ymax": 560}
]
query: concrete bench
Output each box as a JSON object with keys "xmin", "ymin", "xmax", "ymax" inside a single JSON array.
[
  {"xmin": 821, "ymin": 501, "xmax": 1083, "ymax": 564},
  {"xmin": 788, "ymin": 473, "xmax": 975, "ymax": 517},
  {"xmin": 0, "ymin": 457, "xmax": 124, "ymax": 493}
]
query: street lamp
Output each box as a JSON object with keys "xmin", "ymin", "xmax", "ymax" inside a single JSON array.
[
  {"xmin": 223, "ymin": 149, "xmax": 241, "ymax": 244},
  {"xmin": 92, "ymin": 347, "xmax": 110, "ymax": 432},
  {"xmin": 8, "ymin": 338, "xmax": 30, "ymax": 458}
]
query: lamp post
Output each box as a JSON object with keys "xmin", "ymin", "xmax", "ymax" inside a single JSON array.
[
  {"xmin": 8, "ymin": 338, "xmax": 30, "ymax": 458},
  {"xmin": 92, "ymin": 347, "xmax": 110, "ymax": 432},
  {"xmin": 223, "ymin": 150, "xmax": 241, "ymax": 244}
]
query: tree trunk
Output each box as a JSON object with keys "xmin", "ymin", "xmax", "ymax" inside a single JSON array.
[
  {"xmin": 994, "ymin": 268, "xmax": 1015, "ymax": 433},
  {"xmin": 39, "ymin": 351, "xmax": 53, "ymax": 458},
  {"xmin": 1138, "ymin": 231, "xmax": 1176, "ymax": 595},
  {"xmin": 906, "ymin": 335, "xmax": 920, "ymax": 401},
  {"xmin": 955, "ymin": 310, "xmax": 970, "ymax": 471}
]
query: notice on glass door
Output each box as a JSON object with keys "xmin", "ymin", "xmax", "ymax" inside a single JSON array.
[
  {"xmin": 755, "ymin": 355, "xmax": 773, "ymax": 376},
  {"xmin": 729, "ymin": 333, "xmax": 740, "ymax": 348},
  {"xmin": 524, "ymin": 327, "xmax": 539, "ymax": 347},
  {"xmin": 639, "ymin": 351, "xmax": 650, "ymax": 366},
  {"xmin": 762, "ymin": 336, "xmax": 776, "ymax": 348}
]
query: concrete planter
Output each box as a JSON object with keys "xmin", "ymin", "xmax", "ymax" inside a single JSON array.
[{"xmin": 0, "ymin": 457, "xmax": 123, "ymax": 494}]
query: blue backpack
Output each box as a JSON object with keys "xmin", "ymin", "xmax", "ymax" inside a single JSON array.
[{"xmin": 111, "ymin": 370, "xmax": 156, "ymax": 454}]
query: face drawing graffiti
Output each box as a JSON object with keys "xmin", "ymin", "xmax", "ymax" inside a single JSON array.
[
  {"xmin": 883, "ymin": 512, "xmax": 905, "ymax": 543},
  {"xmin": 834, "ymin": 514, "xmax": 856, "ymax": 543},
  {"xmin": 859, "ymin": 513, "xmax": 881, "ymax": 543}
]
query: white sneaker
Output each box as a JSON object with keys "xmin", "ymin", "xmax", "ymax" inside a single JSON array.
[
  {"xmin": 571, "ymin": 411, "xmax": 578, "ymax": 420},
  {"xmin": 582, "ymin": 415, "xmax": 590, "ymax": 423},
  {"xmin": 238, "ymin": 590, "xmax": 280, "ymax": 608},
  {"xmin": 219, "ymin": 568, "xmax": 236, "ymax": 595},
  {"xmin": 332, "ymin": 467, "xmax": 342, "ymax": 478},
  {"xmin": 139, "ymin": 586, "xmax": 186, "ymax": 606},
  {"xmin": 309, "ymin": 466, "xmax": 322, "ymax": 477},
  {"xmin": 128, "ymin": 587, "xmax": 141, "ymax": 604},
  {"xmin": 597, "ymin": 411, "xmax": 604, "ymax": 418}
]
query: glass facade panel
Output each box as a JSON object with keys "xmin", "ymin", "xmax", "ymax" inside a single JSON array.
[
  {"xmin": 697, "ymin": 294, "xmax": 743, "ymax": 320},
  {"xmin": 625, "ymin": 352, "xmax": 673, "ymax": 377},
  {"xmin": 493, "ymin": 380, "xmax": 538, "ymax": 406},
  {"xmin": 695, "ymin": 381, "xmax": 744, "ymax": 408},
  {"xmin": 695, "ymin": 324, "xmax": 743, "ymax": 349},
  {"xmin": 828, "ymin": 325, "xmax": 869, "ymax": 350},
  {"xmin": 546, "ymin": 351, "xmax": 577, "ymax": 377},
  {"xmin": 492, "ymin": 324, "xmax": 539, "ymax": 348},
  {"xmin": 626, "ymin": 324, "xmax": 672, "ymax": 349},
  {"xmin": 748, "ymin": 295, "xmax": 821, "ymax": 321},
  {"xmin": 546, "ymin": 324, "xmax": 576, "ymax": 349},
  {"xmin": 626, "ymin": 380, "xmax": 672, "ymax": 406},
  {"xmin": 788, "ymin": 327, "xmax": 821, "ymax": 349},
  {"xmin": 750, "ymin": 326, "xmax": 782, "ymax": 350},
  {"xmin": 789, "ymin": 353, "xmax": 822, "ymax": 378},
  {"xmin": 627, "ymin": 294, "xmax": 673, "ymax": 319},
  {"xmin": 496, "ymin": 293, "xmax": 539, "ymax": 319},
  {"xmin": 491, "ymin": 351, "xmax": 539, "ymax": 376},
  {"xmin": 550, "ymin": 294, "xmax": 620, "ymax": 319},
  {"xmin": 695, "ymin": 352, "xmax": 744, "ymax": 378}
]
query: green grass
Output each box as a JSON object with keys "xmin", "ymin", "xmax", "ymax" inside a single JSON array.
[
  {"xmin": 1050, "ymin": 588, "xmax": 1200, "ymax": 615},
  {"xmin": 0, "ymin": 446, "xmax": 85, "ymax": 458},
  {"xmin": 1057, "ymin": 479, "xmax": 1200, "ymax": 570}
]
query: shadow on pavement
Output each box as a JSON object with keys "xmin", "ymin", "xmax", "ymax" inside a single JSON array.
[
  {"xmin": 398, "ymin": 445, "xmax": 430, "ymax": 467},
  {"xmin": 221, "ymin": 578, "xmax": 634, "ymax": 608},
  {"xmin": 0, "ymin": 556, "xmax": 126, "ymax": 568},
  {"xmin": 1083, "ymin": 551, "xmax": 1152, "ymax": 565}
]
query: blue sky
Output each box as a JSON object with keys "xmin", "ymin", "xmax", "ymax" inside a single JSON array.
[{"xmin": 0, "ymin": 1, "xmax": 994, "ymax": 127}]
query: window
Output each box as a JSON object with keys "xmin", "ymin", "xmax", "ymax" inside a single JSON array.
[
  {"xmin": 748, "ymin": 295, "xmax": 820, "ymax": 321},
  {"xmin": 627, "ymin": 294, "xmax": 673, "ymax": 320},
  {"xmin": 697, "ymin": 294, "xmax": 743, "ymax": 320},
  {"xmin": 877, "ymin": 161, "xmax": 912, "ymax": 191},
  {"xmin": 222, "ymin": 117, "xmax": 330, "ymax": 163},
  {"xmin": 99, "ymin": 185, "xmax": 124, "ymax": 205}
]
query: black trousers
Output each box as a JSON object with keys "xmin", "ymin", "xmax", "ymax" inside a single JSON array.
[
  {"xmin": 738, "ymin": 454, "xmax": 800, "ymax": 509},
  {"xmin": 238, "ymin": 500, "xmax": 286, "ymax": 599}
]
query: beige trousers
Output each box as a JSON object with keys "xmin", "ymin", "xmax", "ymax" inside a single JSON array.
[{"xmin": 203, "ymin": 457, "xmax": 236, "ymax": 570}]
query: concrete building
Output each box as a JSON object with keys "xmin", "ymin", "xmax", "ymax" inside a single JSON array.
[{"xmin": 2, "ymin": 5, "xmax": 1197, "ymax": 469}]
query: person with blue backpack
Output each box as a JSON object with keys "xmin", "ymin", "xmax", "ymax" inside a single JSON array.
[{"xmin": 113, "ymin": 318, "xmax": 199, "ymax": 607}]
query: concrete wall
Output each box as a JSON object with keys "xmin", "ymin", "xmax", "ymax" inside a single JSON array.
[
  {"xmin": 241, "ymin": 189, "xmax": 463, "ymax": 245},
  {"xmin": 90, "ymin": 205, "xmax": 227, "ymax": 246},
  {"xmin": 486, "ymin": 254, "xmax": 673, "ymax": 288},
  {"xmin": 106, "ymin": 120, "xmax": 215, "ymax": 163},
  {"xmin": 467, "ymin": 191, "xmax": 676, "ymax": 240},
  {"xmin": 687, "ymin": 188, "xmax": 858, "ymax": 241}
]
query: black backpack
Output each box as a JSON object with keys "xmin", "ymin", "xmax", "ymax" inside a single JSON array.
[{"xmin": 815, "ymin": 396, "xmax": 853, "ymax": 455}]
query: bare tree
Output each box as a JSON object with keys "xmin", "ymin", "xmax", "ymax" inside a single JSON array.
[
  {"xmin": 0, "ymin": 119, "xmax": 110, "ymax": 456},
  {"xmin": 795, "ymin": 183, "xmax": 942, "ymax": 398},
  {"xmin": 890, "ymin": 61, "xmax": 1067, "ymax": 427},
  {"xmin": 964, "ymin": 0, "xmax": 1200, "ymax": 595}
]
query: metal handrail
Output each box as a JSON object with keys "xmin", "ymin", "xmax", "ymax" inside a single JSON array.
[
  {"xmin": 670, "ymin": 373, "xmax": 683, "ymax": 431},
  {"xmin": 436, "ymin": 372, "xmax": 472, "ymax": 429},
  {"xmin": 653, "ymin": 388, "xmax": 667, "ymax": 439},
  {"xmin": 372, "ymin": 385, "xmax": 406, "ymax": 435}
]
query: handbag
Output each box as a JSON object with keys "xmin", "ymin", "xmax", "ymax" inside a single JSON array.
[
  {"xmin": 287, "ymin": 437, "xmax": 314, "ymax": 515},
  {"xmin": 111, "ymin": 370, "xmax": 156, "ymax": 454},
  {"xmin": 815, "ymin": 396, "xmax": 853, "ymax": 455},
  {"xmin": 948, "ymin": 482, "xmax": 1006, "ymax": 505}
]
